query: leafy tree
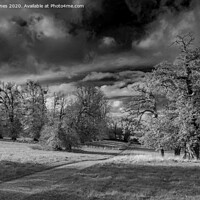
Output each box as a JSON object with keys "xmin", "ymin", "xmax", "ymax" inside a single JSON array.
[
  {"xmin": 127, "ymin": 34, "xmax": 200, "ymax": 159},
  {"xmin": 151, "ymin": 34, "xmax": 200, "ymax": 159},
  {"xmin": 123, "ymin": 75, "xmax": 163, "ymax": 147},
  {"xmin": 124, "ymin": 75, "xmax": 159, "ymax": 121},
  {"xmin": 23, "ymin": 80, "xmax": 48, "ymax": 141},
  {"xmin": 40, "ymin": 122, "xmax": 79, "ymax": 151},
  {"xmin": 140, "ymin": 108, "xmax": 181, "ymax": 155},
  {"xmin": 41, "ymin": 92, "xmax": 79, "ymax": 151},
  {"xmin": 0, "ymin": 82, "xmax": 23, "ymax": 140},
  {"xmin": 70, "ymin": 84, "xmax": 110, "ymax": 143}
]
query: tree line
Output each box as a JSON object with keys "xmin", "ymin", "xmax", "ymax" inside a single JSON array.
[
  {"xmin": 0, "ymin": 81, "xmax": 110, "ymax": 151},
  {"xmin": 1, "ymin": 34, "xmax": 200, "ymax": 159}
]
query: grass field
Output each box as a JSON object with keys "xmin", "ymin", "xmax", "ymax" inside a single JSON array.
[
  {"xmin": 65, "ymin": 162, "xmax": 200, "ymax": 200},
  {"xmin": 0, "ymin": 140, "xmax": 122, "ymax": 182},
  {"xmin": 1, "ymin": 140, "xmax": 200, "ymax": 200}
]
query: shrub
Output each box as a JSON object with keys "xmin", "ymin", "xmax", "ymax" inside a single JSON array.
[{"xmin": 40, "ymin": 123, "xmax": 80, "ymax": 151}]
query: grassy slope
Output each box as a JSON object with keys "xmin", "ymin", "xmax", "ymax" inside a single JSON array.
[
  {"xmin": 63, "ymin": 162, "xmax": 200, "ymax": 200},
  {"xmin": 0, "ymin": 140, "xmax": 122, "ymax": 181},
  {"xmin": 1, "ymin": 140, "xmax": 200, "ymax": 199},
  {"xmin": 27, "ymin": 155, "xmax": 200, "ymax": 200}
]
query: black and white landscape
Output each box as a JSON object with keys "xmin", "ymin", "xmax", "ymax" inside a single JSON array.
[{"xmin": 1, "ymin": 0, "xmax": 200, "ymax": 199}]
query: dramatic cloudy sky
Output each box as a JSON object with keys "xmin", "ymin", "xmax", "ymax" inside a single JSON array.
[{"xmin": 0, "ymin": 0, "xmax": 200, "ymax": 113}]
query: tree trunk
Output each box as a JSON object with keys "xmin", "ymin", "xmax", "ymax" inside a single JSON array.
[
  {"xmin": 10, "ymin": 115, "xmax": 17, "ymax": 141},
  {"xmin": 160, "ymin": 148, "xmax": 164, "ymax": 157},
  {"xmin": 174, "ymin": 147, "xmax": 181, "ymax": 156},
  {"xmin": 183, "ymin": 142, "xmax": 199, "ymax": 159},
  {"xmin": 67, "ymin": 144, "xmax": 72, "ymax": 152},
  {"xmin": 183, "ymin": 142, "xmax": 187, "ymax": 159},
  {"xmin": 193, "ymin": 143, "xmax": 199, "ymax": 159},
  {"xmin": 114, "ymin": 125, "xmax": 117, "ymax": 139},
  {"xmin": 55, "ymin": 145, "xmax": 62, "ymax": 151},
  {"xmin": 33, "ymin": 138, "xmax": 39, "ymax": 142}
]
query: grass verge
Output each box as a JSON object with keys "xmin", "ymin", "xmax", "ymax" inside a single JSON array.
[{"xmin": 0, "ymin": 141, "xmax": 121, "ymax": 182}]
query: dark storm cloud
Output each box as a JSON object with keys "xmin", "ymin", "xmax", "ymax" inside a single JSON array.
[
  {"xmin": 0, "ymin": 6, "xmax": 89, "ymax": 74},
  {"xmin": 80, "ymin": 0, "xmax": 194, "ymax": 47},
  {"xmin": 31, "ymin": 33, "xmax": 87, "ymax": 65},
  {"xmin": 0, "ymin": 0, "xmax": 195, "ymax": 68},
  {"xmin": 0, "ymin": 0, "xmax": 200, "ymax": 92}
]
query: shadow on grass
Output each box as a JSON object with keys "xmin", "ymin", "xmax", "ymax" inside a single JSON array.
[
  {"xmin": 71, "ymin": 149, "xmax": 119, "ymax": 156},
  {"xmin": 1, "ymin": 162, "xmax": 200, "ymax": 200},
  {"xmin": 0, "ymin": 160, "xmax": 47, "ymax": 182}
]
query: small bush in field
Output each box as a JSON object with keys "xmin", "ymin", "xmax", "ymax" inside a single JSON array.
[{"xmin": 40, "ymin": 123, "xmax": 80, "ymax": 151}]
